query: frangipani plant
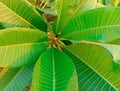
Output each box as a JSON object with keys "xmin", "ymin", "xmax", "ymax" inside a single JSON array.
[{"xmin": 1, "ymin": 0, "xmax": 120, "ymax": 91}]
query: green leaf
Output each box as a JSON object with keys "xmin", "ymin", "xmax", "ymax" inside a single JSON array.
[
  {"xmin": 43, "ymin": 8, "xmax": 56, "ymax": 16},
  {"xmin": 36, "ymin": 7, "xmax": 56, "ymax": 16},
  {"xmin": 108, "ymin": 39, "xmax": 120, "ymax": 45},
  {"xmin": 0, "ymin": 28, "xmax": 48, "ymax": 45},
  {"xmin": 79, "ymin": 41, "xmax": 120, "ymax": 64},
  {"xmin": 53, "ymin": 0, "xmax": 74, "ymax": 34},
  {"xmin": 95, "ymin": 3, "xmax": 106, "ymax": 8},
  {"xmin": 61, "ymin": 7, "xmax": 120, "ymax": 42},
  {"xmin": 0, "ymin": 65, "xmax": 34, "ymax": 91},
  {"xmin": 102, "ymin": 0, "xmax": 112, "ymax": 5},
  {"xmin": 53, "ymin": 0, "xmax": 97, "ymax": 34},
  {"xmin": 0, "ymin": 28, "xmax": 48, "ymax": 67},
  {"xmin": 65, "ymin": 49, "xmax": 116, "ymax": 91},
  {"xmin": 73, "ymin": 0, "xmax": 97, "ymax": 14},
  {"xmin": 66, "ymin": 42, "xmax": 120, "ymax": 90},
  {"xmin": 31, "ymin": 48, "xmax": 78, "ymax": 91},
  {"xmin": 0, "ymin": 0, "xmax": 47, "ymax": 31}
]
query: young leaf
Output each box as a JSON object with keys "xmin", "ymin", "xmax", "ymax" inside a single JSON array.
[
  {"xmin": 0, "ymin": 65, "xmax": 34, "ymax": 91},
  {"xmin": 31, "ymin": 48, "xmax": 78, "ymax": 91},
  {"xmin": 0, "ymin": 0, "xmax": 47, "ymax": 31}
]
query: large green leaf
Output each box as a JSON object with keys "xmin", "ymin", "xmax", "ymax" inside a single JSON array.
[
  {"xmin": 61, "ymin": 7, "xmax": 120, "ymax": 42},
  {"xmin": 53, "ymin": 0, "xmax": 97, "ymax": 34},
  {"xmin": 53, "ymin": 0, "xmax": 74, "ymax": 34},
  {"xmin": 65, "ymin": 49, "xmax": 116, "ymax": 91},
  {"xmin": 0, "ymin": 65, "xmax": 34, "ymax": 91},
  {"xmin": 0, "ymin": 28, "xmax": 48, "ymax": 67},
  {"xmin": 31, "ymin": 48, "xmax": 78, "ymax": 91},
  {"xmin": 0, "ymin": 0, "xmax": 47, "ymax": 31},
  {"xmin": 0, "ymin": 28, "xmax": 48, "ymax": 45},
  {"xmin": 66, "ymin": 42, "xmax": 120, "ymax": 90},
  {"xmin": 79, "ymin": 41, "xmax": 120, "ymax": 64}
]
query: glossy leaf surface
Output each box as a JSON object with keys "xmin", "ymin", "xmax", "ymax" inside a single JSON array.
[
  {"xmin": 0, "ymin": 65, "xmax": 34, "ymax": 91},
  {"xmin": 61, "ymin": 7, "xmax": 120, "ymax": 42},
  {"xmin": 31, "ymin": 48, "xmax": 78, "ymax": 91},
  {"xmin": 66, "ymin": 42, "xmax": 120, "ymax": 90},
  {"xmin": 0, "ymin": 0, "xmax": 47, "ymax": 31},
  {"xmin": 0, "ymin": 28, "xmax": 48, "ymax": 67}
]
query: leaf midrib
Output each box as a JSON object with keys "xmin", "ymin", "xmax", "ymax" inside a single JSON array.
[
  {"xmin": 55, "ymin": 0, "xmax": 63, "ymax": 33},
  {"xmin": 3, "ymin": 68, "xmax": 21, "ymax": 90},
  {"xmin": 0, "ymin": 68, "xmax": 9, "ymax": 79},
  {"xmin": 52, "ymin": 50, "xmax": 55, "ymax": 91},
  {"xmin": 73, "ymin": 0, "xmax": 86, "ymax": 14},
  {"xmin": 0, "ymin": 2, "xmax": 36, "ymax": 29},
  {"xmin": 0, "ymin": 42, "xmax": 47, "ymax": 48},
  {"xmin": 79, "ymin": 40, "xmax": 120, "ymax": 47},
  {"xmin": 62, "ymin": 25, "xmax": 120, "ymax": 37},
  {"xmin": 76, "ymin": 41, "xmax": 120, "ymax": 63},
  {"xmin": 65, "ymin": 48, "xmax": 117, "ymax": 90}
]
